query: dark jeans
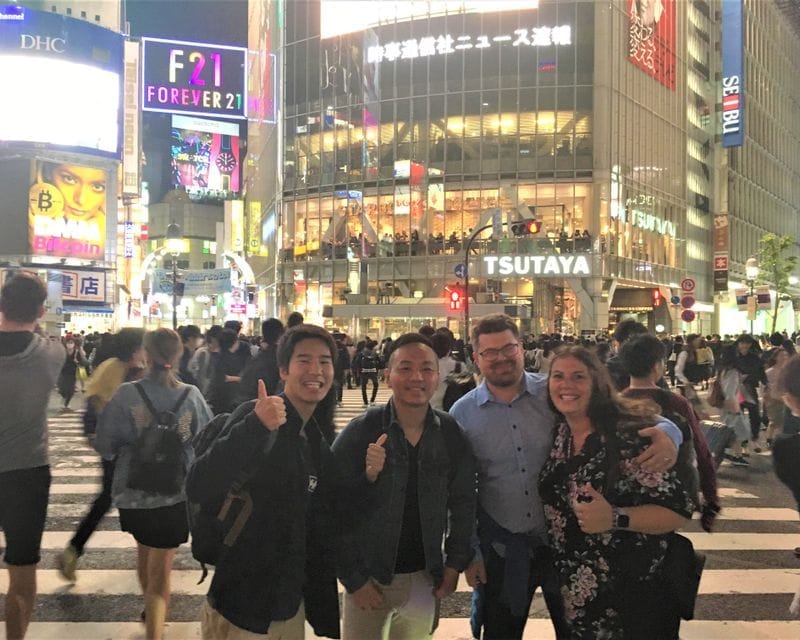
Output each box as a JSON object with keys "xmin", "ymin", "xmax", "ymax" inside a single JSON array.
[
  {"xmin": 740, "ymin": 400, "xmax": 762, "ymax": 441},
  {"xmin": 476, "ymin": 544, "xmax": 569, "ymax": 640},
  {"xmin": 335, "ymin": 370, "xmax": 346, "ymax": 402},
  {"xmin": 71, "ymin": 458, "xmax": 115, "ymax": 555},
  {"xmin": 361, "ymin": 372, "xmax": 378, "ymax": 404}
]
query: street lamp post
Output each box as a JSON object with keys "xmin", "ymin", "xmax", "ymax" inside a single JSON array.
[
  {"xmin": 165, "ymin": 222, "xmax": 183, "ymax": 330},
  {"xmin": 745, "ymin": 255, "xmax": 759, "ymax": 335}
]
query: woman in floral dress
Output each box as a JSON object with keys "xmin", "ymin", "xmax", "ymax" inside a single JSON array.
[{"xmin": 539, "ymin": 346, "xmax": 695, "ymax": 639}]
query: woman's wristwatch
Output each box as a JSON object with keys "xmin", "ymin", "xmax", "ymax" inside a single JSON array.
[{"xmin": 612, "ymin": 506, "xmax": 630, "ymax": 530}]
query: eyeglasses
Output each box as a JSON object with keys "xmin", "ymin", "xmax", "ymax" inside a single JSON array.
[{"xmin": 478, "ymin": 343, "xmax": 520, "ymax": 361}]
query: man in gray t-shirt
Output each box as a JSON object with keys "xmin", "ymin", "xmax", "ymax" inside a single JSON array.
[{"xmin": 0, "ymin": 273, "xmax": 65, "ymax": 639}]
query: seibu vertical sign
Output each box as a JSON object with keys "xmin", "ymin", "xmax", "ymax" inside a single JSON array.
[
  {"xmin": 141, "ymin": 37, "xmax": 247, "ymax": 120},
  {"xmin": 721, "ymin": 0, "xmax": 744, "ymax": 147}
]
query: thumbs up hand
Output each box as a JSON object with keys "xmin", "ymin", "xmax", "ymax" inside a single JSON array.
[
  {"xmin": 365, "ymin": 433, "xmax": 388, "ymax": 483},
  {"xmin": 254, "ymin": 379, "xmax": 286, "ymax": 432},
  {"xmin": 571, "ymin": 483, "xmax": 613, "ymax": 534}
]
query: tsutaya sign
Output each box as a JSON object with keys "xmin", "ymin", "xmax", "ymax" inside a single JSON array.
[
  {"xmin": 612, "ymin": 194, "xmax": 677, "ymax": 237},
  {"xmin": 484, "ymin": 254, "xmax": 591, "ymax": 277}
]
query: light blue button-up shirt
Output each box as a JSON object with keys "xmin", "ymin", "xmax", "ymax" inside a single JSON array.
[{"xmin": 450, "ymin": 371, "xmax": 682, "ymax": 542}]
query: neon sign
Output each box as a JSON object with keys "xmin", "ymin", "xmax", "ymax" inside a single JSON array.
[
  {"xmin": 483, "ymin": 254, "xmax": 591, "ymax": 277},
  {"xmin": 141, "ymin": 37, "xmax": 247, "ymax": 120},
  {"xmin": 367, "ymin": 26, "xmax": 571, "ymax": 64}
]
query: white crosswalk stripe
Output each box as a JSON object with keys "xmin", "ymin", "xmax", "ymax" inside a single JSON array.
[{"xmin": 11, "ymin": 388, "xmax": 800, "ymax": 639}]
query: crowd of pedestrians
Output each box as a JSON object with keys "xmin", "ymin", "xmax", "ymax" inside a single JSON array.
[{"xmin": 4, "ymin": 267, "xmax": 800, "ymax": 640}]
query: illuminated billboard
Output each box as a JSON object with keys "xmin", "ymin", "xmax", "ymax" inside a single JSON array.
[
  {"xmin": 171, "ymin": 115, "xmax": 241, "ymax": 198},
  {"xmin": 721, "ymin": 0, "xmax": 744, "ymax": 148},
  {"xmin": 628, "ymin": 0, "xmax": 676, "ymax": 90},
  {"xmin": 29, "ymin": 160, "xmax": 107, "ymax": 260},
  {"xmin": 142, "ymin": 37, "xmax": 247, "ymax": 120},
  {"xmin": 321, "ymin": 0, "xmax": 538, "ymax": 39},
  {"xmin": 0, "ymin": 4, "xmax": 123, "ymax": 158}
]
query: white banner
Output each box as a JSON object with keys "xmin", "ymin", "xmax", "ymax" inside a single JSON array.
[
  {"xmin": 153, "ymin": 269, "xmax": 232, "ymax": 296},
  {"xmin": 122, "ymin": 41, "xmax": 141, "ymax": 197}
]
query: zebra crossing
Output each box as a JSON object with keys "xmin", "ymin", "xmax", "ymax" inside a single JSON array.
[{"xmin": 4, "ymin": 388, "xmax": 800, "ymax": 639}]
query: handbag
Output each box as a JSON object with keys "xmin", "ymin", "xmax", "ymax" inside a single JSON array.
[
  {"xmin": 661, "ymin": 532, "xmax": 705, "ymax": 620},
  {"xmin": 605, "ymin": 432, "xmax": 705, "ymax": 621}
]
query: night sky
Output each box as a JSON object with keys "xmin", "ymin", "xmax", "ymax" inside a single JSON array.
[{"xmin": 125, "ymin": 0, "xmax": 247, "ymax": 45}]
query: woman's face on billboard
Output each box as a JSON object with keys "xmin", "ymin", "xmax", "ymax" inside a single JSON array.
[{"xmin": 51, "ymin": 164, "xmax": 106, "ymax": 219}]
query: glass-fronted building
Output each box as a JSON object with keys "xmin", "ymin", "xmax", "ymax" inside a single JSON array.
[{"xmin": 274, "ymin": 0, "xmax": 699, "ymax": 337}]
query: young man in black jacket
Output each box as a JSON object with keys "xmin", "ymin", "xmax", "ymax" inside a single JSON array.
[
  {"xmin": 187, "ymin": 324, "xmax": 340, "ymax": 639},
  {"xmin": 332, "ymin": 333, "xmax": 476, "ymax": 639}
]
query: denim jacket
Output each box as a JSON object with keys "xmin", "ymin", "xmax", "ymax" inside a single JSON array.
[{"xmin": 332, "ymin": 401, "xmax": 476, "ymax": 593}]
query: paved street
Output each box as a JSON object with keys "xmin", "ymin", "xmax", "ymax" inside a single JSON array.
[{"xmin": 2, "ymin": 386, "xmax": 800, "ymax": 639}]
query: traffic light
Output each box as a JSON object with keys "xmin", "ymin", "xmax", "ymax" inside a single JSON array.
[
  {"xmin": 652, "ymin": 288, "xmax": 662, "ymax": 307},
  {"xmin": 510, "ymin": 219, "xmax": 542, "ymax": 236},
  {"xmin": 448, "ymin": 285, "xmax": 463, "ymax": 311}
]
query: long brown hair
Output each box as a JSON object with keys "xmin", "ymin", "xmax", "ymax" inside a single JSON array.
[
  {"xmin": 144, "ymin": 328, "xmax": 182, "ymax": 388},
  {"xmin": 547, "ymin": 345, "xmax": 660, "ymax": 436}
]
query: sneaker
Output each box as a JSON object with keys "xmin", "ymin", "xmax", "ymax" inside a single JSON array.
[
  {"xmin": 57, "ymin": 545, "xmax": 79, "ymax": 582},
  {"xmin": 730, "ymin": 455, "xmax": 750, "ymax": 467},
  {"xmin": 363, "ymin": 403, "xmax": 369, "ymax": 408}
]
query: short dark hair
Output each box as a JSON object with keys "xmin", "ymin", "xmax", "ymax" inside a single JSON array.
[
  {"xmin": 218, "ymin": 328, "xmax": 239, "ymax": 351},
  {"xmin": 612, "ymin": 319, "xmax": 648, "ymax": 345},
  {"xmin": 620, "ymin": 334, "xmax": 666, "ymax": 378},
  {"xmin": 205, "ymin": 325, "xmax": 223, "ymax": 342},
  {"xmin": 115, "ymin": 327, "xmax": 145, "ymax": 362},
  {"xmin": 0, "ymin": 272, "xmax": 47, "ymax": 323},
  {"xmin": 277, "ymin": 324, "xmax": 336, "ymax": 370},
  {"xmin": 286, "ymin": 311, "xmax": 304, "ymax": 328},
  {"xmin": 224, "ymin": 320, "xmax": 242, "ymax": 334},
  {"xmin": 471, "ymin": 313, "xmax": 519, "ymax": 348},
  {"xmin": 385, "ymin": 333, "xmax": 434, "ymax": 366},
  {"xmin": 261, "ymin": 318, "xmax": 284, "ymax": 344},
  {"xmin": 418, "ymin": 325, "xmax": 436, "ymax": 338},
  {"xmin": 179, "ymin": 324, "xmax": 202, "ymax": 342},
  {"xmin": 430, "ymin": 331, "xmax": 453, "ymax": 358}
]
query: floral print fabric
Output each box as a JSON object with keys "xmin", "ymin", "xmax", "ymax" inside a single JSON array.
[{"xmin": 538, "ymin": 423, "xmax": 695, "ymax": 639}]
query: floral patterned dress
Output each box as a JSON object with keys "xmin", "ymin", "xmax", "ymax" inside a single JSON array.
[{"xmin": 538, "ymin": 422, "xmax": 695, "ymax": 639}]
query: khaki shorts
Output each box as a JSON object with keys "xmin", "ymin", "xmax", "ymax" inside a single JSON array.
[{"xmin": 201, "ymin": 600, "xmax": 305, "ymax": 640}]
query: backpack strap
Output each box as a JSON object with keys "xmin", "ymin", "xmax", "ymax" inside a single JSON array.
[{"xmin": 134, "ymin": 382, "xmax": 192, "ymax": 425}]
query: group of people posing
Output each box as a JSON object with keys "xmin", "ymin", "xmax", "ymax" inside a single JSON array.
[{"xmin": 5, "ymin": 270, "xmax": 800, "ymax": 640}]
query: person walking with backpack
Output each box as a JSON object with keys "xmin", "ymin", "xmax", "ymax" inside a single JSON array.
[
  {"xmin": 356, "ymin": 340, "xmax": 381, "ymax": 407},
  {"xmin": 95, "ymin": 329, "xmax": 212, "ymax": 640},
  {"xmin": 58, "ymin": 327, "xmax": 146, "ymax": 583},
  {"xmin": 186, "ymin": 324, "xmax": 340, "ymax": 639}
]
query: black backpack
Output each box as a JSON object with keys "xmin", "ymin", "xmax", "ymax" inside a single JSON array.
[
  {"xmin": 127, "ymin": 383, "xmax": 191, "ymax": 495},
  {"xmin": 187, "ymin": 400, "xmax": 261, "ymax": 583},
  {"xmin": 442, "ymin": 362, "xmax": 477, "ymax": 412}
]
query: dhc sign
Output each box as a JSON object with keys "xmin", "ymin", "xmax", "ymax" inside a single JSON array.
[
  {"xmin": 484, "ymin": 255, "xmax": 592, "ymax": 277},
  {"xmin": 721, "ymin": 0, "xmax": 744, "ymax": 148}
]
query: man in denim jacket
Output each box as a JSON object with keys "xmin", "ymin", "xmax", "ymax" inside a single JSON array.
[{"xmin": 332, "ymin": 333, "xmax": 476, "ymax": 639}]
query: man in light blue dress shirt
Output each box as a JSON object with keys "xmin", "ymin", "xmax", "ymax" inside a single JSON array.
[{"xmin": 450, "ymin": 314, "xmax": 681, "ymax": 639}]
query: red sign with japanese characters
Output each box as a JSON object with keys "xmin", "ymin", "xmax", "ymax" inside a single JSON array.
[{"xmin": 628, "ymin": 0, "xmax": 676, "ymax": 90}]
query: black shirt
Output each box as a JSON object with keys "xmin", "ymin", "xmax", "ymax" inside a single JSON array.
[
  {"xmin": 394, "ymin": 440, "xmax": 426, "ymax": 574},
  {"xmin": 0, "ymin": 331, "xmax": 34, "ymax": 357}
]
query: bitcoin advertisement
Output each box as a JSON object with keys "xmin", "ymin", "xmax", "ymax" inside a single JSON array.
[{"xmin": 28, "ymin": 160, "xmax": 106, "ymax": 260}]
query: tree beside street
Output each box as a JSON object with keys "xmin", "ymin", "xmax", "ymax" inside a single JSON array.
[{"xmin": 757, "ymin": 233, "xmax": 798, "ymax": 334}]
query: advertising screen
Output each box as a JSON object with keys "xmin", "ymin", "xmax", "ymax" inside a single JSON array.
[
  {"xmin": 142, "ymin": 37, "xmax": 247, "ymax": 120},
  {"xmin": 171, "ymin": 115, "xmax": 240, "ymax": 199},
  {"xmin": 628, "ymin": 0, "xmax": 676, "ymax": 90},
  {"xmin": 320, "ymin": 0, "xmax": 538, "ymax": 39},
  {"xmin": 0, "ymin": 5, "xmax": 123, "ymax": 158},
  {"xmin": 28, "ymin": 160, "xmax": 107, "ymax": 260}
]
